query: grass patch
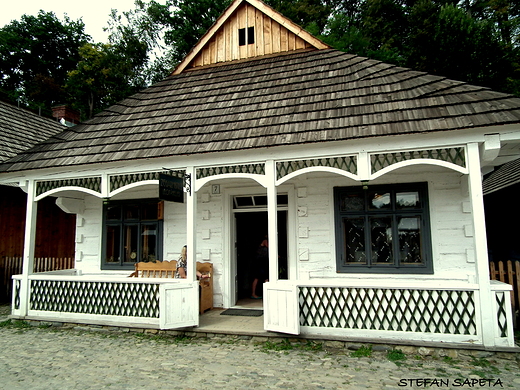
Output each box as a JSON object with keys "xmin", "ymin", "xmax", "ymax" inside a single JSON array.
[
  {"xmin": 470, "ymin": 357, "xmax": 501, "ymax": 376},
  {"xmin": 442, "ymin": 356, "xmax": 459, "ymax": 365},
  {"xmin": 261, "ymin": 339, "xmax": 294, "ymax": 352},
  {"xmin": 0, "ymin": 319, "xmax": 31, "ymax": 329},
  {"xmin": 133, "ymin": 332, "xmax": 194, "ymax": 344},
  {"xmin": 387, "ymin": 349, "xmax": 406, "ymax": 365},
  {"xmin": 301, "ymin": 340, "xmax": 323, "ymax": 351},
  {"xmin": 350, "ymin": 345, "xmax": 372, "ymax": 358},
  {"xmin": 0, "ymin": 319, "xmax": 12, "ymax": 327},
  {"xmin": 38, "ymin": 323, "xmax": 52, "ymax": 329},
  {"xmin": 258, "ymin": 339, "xmax": 324, "ymax": 354}
]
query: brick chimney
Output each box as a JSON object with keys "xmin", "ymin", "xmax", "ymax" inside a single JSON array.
[{"xmin": 52, "ymin": 105, "xmax": 80, "ymax": 127}]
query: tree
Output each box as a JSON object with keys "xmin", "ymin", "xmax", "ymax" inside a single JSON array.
[
  {"xmin": 359, "ymin": 0, "xmax": 408, "ymax": 64},
  {"xmin": 66, "ymin": 39, "xmax": 148, "ymax": 119},
  {"xmin": 407, "ymin": 2, "xmax": 510, "ymax": 92},
  {"xmin": 264, "ymin": 0, "xmax": 335, "ymax": 34},
  {"xmin": 0, "ymin": 11, "xmax": 90, "ymax": 115}
]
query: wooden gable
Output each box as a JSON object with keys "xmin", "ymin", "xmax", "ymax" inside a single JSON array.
[{"xmin": 173, "ymin": 0, "xmax": 329, "ymax": 74}]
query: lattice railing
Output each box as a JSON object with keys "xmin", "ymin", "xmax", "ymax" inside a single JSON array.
[
  {"xmin": 494, "ymin": 291, "xmax": 508, "ymax": 338},
  {"xmin": 197, "ymin": 163, "xmax": 265, "ymax": 179},
  {"xmin": 29, "ymin": 279, "xmax": 160, "ymax": 318},
  {"xmin": 277, "ymin": 156, "xmax": 357, "ymax": 180},
  {"xmin": 36, "ymin": 177, "xmax": 102, "ymax": 196},
  {"xmin": 371, "ymin": 148, "xmax": 466, "ymax": 173},
  {"xmin": 110, "ymin": 170, "xmax": 185, "ymax": 192},
  {"xmin": 299, "ymin": 286, "xmax": 477, "ymax": 335}
]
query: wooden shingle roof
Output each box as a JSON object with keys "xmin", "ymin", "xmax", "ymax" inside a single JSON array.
[
  {"xmin": 3, "ymin": 49, "xmax": 520, "ymax": 172},
  {"xmin": 483, "ymin": 158, "xmax": 520, "ymax": 195},
  {"xmin": 0, "ymin": 100, "xmax": 66, "ymax": 164}
]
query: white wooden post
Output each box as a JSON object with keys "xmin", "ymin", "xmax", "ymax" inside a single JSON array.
[
  {"xmin": 266, "ymin": 160, "xmax": 279, "ymax": 282},
  {"xmin": 20, "ymin": 179, "xmax": 37, "ymax": 316},
  {"xmin": 186, "ymin": 166, "xmax": 197, "ymax": 282},
  {"xmin": 467, "ymin": 143, "xmax": 495, "ymax": 347}
]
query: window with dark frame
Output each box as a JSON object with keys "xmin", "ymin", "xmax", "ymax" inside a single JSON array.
[
  {"xmin": 238, "ymin": 26, "xmax": 255, "ymax": 46},
  {"xmin": 334, "ymin": 182, "xmax": 433, "ymax": 274},
  {"xmin": 102, "ymin": 199, "xmax": 163, "ymax": 270}
]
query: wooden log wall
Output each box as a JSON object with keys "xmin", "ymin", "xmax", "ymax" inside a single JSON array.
[
  {"xmin": 0, "ymin": 257, "xmax": 74, "ymax": 302},
  {"xmin": 190, "ymin": 3, "xmax": 313, "ymax": 69},
  {"xmin": 0, "ymin": 186, "xmax": 76, "ymax": 258}
]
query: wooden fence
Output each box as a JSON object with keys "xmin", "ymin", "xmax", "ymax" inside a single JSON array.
[
  {"xmin": 489, "ymin": 260, "xmax": 520, "ymax": 325},
  {"xmin": 0, "ymin": 257, "xmax": 74, "ymax": 303}
]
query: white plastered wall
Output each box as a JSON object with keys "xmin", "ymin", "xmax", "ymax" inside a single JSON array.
[{"xmin": 290, "ymin": 166, "xmax": 476, "ymax": 283}]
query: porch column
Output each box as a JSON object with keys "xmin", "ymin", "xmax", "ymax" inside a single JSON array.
[
  {"xmin": 266, "ymin": 160, "xmax": 279, "ymax": 282},
  {"xmin": 20, "ymin": 179, "xmax": 38, "ymax": 315},
  {"xmin": 467, "ymin": 143, "xmax": 494, "ymax": 346},
  {"xmin": 186, "ymin": 166, "xmax": 197, "ymax": 282}
]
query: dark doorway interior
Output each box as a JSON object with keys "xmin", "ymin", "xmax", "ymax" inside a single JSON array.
[{"xmin": 235, "ymin": 211, "xmax": 287, "ymax": 300}]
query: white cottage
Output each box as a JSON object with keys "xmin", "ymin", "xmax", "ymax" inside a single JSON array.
[{"xmin": 2, "ymin": 0, "xmax": 520, "ymax": 349}]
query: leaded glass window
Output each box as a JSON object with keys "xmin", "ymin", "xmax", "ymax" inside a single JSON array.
[
  {"xmin": 334, "ymin": 183, "xmax": 432, "ymax": 274},
  {"xmin": 102, "ymin": 199, "xmax": 163, "ymax": 270}
]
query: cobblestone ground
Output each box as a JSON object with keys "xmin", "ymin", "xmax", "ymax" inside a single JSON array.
[{"xmin": 1, "ymin": 304, "xmax": 519, "ymax": 390}]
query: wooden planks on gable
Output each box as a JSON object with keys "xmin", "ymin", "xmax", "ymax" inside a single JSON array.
[{"xmin": 190, "ymin": 3, "xmax": 313, "ymax": 69}]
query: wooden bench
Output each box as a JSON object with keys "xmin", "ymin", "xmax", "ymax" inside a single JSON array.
[{"xmin": 129, "ymin": 260, "xmax": 213, "ymax": 314}]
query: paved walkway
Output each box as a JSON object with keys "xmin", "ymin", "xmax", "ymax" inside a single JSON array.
[{"xmin": 1, "ymin": 304, "xmax": 519, "ymax": 389}]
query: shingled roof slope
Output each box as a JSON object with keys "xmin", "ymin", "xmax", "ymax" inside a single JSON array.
[
  {"xmin": 0, "ymin": 100, "xmax": 66, "ymax": 164},
  {"xmin": 483, "ymin": 157, "xmax": 520, "ymax": 195},
  {"xmin": 3, "ymin": 49, "xmax": 520, "ymax": 172}
]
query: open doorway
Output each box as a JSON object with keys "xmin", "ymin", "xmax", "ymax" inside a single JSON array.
[{"xmin": 234, "ymin": 211, "xmax": 287, "ymax": 306}]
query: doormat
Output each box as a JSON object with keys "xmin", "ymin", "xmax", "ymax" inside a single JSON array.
[{"xmin": 220, "ymin": 309, "xmax": 263, "ymax": 317}]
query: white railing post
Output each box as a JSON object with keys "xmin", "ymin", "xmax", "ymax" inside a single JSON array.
[
  {"xmin": 266, "ymin": 160, "xmax": 279, "ymax": 283},
  {"xmin": 20, "ymin": 179, "xmax": 37, "ymax": 316},
  {"xmin": 186, "ymin": 166, "xmax": 197, "ymax": 282},
  {"xmin": 467, "ymin": 143, "xmax": 499, "ymax": 347}
]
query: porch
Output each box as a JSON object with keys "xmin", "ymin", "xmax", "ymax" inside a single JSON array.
[{"xmin": 8, "ymin": 270, "xmax": 517, "ymax": 351}]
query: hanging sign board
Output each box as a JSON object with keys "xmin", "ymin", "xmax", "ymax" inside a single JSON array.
[{"xmin": 159, "ymin": 173, "xmax": 184, "ymax": 203}]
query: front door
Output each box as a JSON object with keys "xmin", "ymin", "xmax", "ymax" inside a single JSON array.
[{"xmin": 235, "ymin": 211, "xmax": 287, "ymax": 303}]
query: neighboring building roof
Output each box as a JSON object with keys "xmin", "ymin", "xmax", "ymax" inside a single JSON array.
[
  {"xmin": 483, "ymin": 158, "xmax": 520, "ymax": 195},
  {"xmin": 3, "ymin": 48, "xmax": 520, "ymax": 173},
  {"xmin": 0, "ymin": 100, "xmax": 66, "ymax": 164}
]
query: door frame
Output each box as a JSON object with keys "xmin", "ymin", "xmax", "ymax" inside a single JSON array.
[{"xmin": 223, "ymin": 184, "xmax": 296, "ymax": 308}]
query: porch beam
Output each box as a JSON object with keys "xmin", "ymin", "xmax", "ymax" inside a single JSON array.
[
  {"xmin": 266, "ymin": 160, "xmax": 279, "ymax": 282},
  {"xmin": 186, "ymin": 166, "xmax": 197, "ymax": 282},
  {"xmin": 479, "ymin": 134, "xmax": 501, "ymax": 164},
  {"xmin": 466, "ymin": 142, "xmax": 495, "ymax": 347},
  {"xmin": 20, "ymin": 179, "xmax": 38, "ymax": 315}
]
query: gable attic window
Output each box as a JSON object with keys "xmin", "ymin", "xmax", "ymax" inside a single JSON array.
[{"xmin": 238, "ymin": 26, "xmax": 255, "ymax": 46}]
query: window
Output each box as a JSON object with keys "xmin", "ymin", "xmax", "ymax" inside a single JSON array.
[
  {"xmin": 102, "ymin": 199, "xmax": 163, "ymax": 269},
  {"xmin": 233, "ymin": 194, "xmax": 288, "ymax": 209},
  {"xmin": 238, "ymin": 26, "xmax": 255, "ymax": 46},
  {"xmin": 334, "ymin": 183, "xmax": 432, "ymax": 274}
]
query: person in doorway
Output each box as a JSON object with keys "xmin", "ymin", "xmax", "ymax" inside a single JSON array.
[
  {"xmin": 175, "ymin": 245, "xmax": 210, "ymax": 279},
  {"xmin": 251, "ymin": 237, "xmax": 269, "ymax": 299}
]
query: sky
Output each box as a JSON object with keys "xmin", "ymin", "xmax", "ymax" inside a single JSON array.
[{"xmin": 0, "ymin": 1, "xmax": 139, "ymax": 43}]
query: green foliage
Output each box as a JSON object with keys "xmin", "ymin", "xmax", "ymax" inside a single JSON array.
[
  {"xmin": 387, "ymin": 349, "xmax": 406, "ymax": 365},
  {"xmin": 259, "ymin": 338, "xmax": 324, "ymax": 353},
  {"xmin": 350, "ymin": 345, "xmax": 372, "ymax": 357},
  {"xmin": 66, "ymin": 40, "xmax": 148, "ymax": 119},
  {"xmin": 0, "ymin": 11, "xmax": 90, "ymax": 115},
  {"xmin": 261, "ymin": 338, "xmax": 294, "ymax": 352},
  {"xmin": 265, "ymin": 0, "xmax": 333, "ymax": 34},
  {"xmin": 0, "ymin": 319, "xmax": 31, "ymax": 328}
]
